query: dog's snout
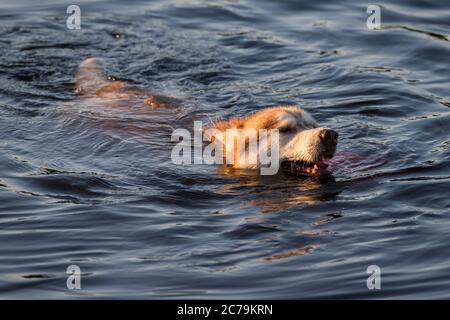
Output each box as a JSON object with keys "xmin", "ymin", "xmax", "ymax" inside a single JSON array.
[{"xmin": 319, "ymin": 129, "xmax": 338, "ymax": 144}]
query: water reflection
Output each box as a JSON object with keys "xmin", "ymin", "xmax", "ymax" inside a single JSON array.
[{"xmin": 216, "ymin": 166, "xmax": 342, "ymax": 213}]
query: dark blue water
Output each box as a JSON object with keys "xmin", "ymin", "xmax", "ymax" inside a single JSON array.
[{"xmin": 1, "ymin": 0, "xmax": 450, "ymax": 299}]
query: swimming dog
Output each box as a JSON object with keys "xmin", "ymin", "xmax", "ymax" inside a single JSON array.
[{"xmin": 74, "ymin": 58, "xmax": 338, "ymax": 175}]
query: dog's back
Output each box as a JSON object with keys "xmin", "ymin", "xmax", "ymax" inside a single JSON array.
[{"xmin": 74, "ymin": 57, "xmax": 179, "ymax": 109}]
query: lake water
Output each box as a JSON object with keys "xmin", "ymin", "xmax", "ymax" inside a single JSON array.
[{"xmin": 1, "ymin": 0, "xmax": 450, "ymax": 299}]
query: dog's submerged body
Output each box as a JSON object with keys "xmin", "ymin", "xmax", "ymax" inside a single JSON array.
[
  {"xmin": 74, "ymin": 58, "xmax": 338, "ymax": 175},
  {"xmin": 75, "ymin": 58, "xmax": 180, "ymax": 109}
]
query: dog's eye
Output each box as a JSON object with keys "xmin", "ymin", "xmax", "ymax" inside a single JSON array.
[{"xmin": 278, "ymin": 127, "xmax": 293, "ymax": 133}]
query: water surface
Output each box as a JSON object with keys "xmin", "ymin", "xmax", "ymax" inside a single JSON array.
[{"xmin": 1, "ymin": 0, "xmax": 450, "ymax": 299}]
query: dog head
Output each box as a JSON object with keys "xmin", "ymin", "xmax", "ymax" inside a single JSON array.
[{"xmin": 212, "ymin": 106, "xmax": 338, "ymax": 174}]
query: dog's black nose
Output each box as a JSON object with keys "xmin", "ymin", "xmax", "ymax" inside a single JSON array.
[{"xmin": 319, "ymin": 129, "xmax": 338, "ymax": 144}]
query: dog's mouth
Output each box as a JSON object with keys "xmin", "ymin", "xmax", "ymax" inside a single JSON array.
[{"xmin": 281, "ymin": 156, "xmax": 332, "ymax": 175}]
